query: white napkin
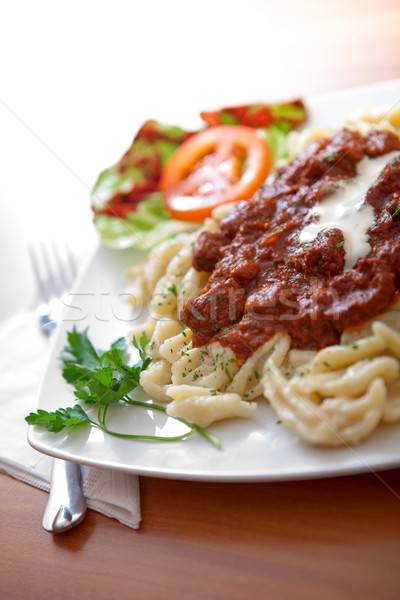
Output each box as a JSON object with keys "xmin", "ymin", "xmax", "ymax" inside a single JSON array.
[{"xmin": 0, "ymin": 310, "xmax": 141, "ymax": 529}]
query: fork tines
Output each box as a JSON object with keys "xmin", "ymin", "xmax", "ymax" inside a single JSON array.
[{"xmin": 28, "ymin": 241, "xmax": 77, "ymax": 303}]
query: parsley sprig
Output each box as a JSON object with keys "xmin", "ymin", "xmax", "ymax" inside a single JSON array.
[{"xmin": 25, "ymin": 327, "xmax": 220, "ymax": 448}]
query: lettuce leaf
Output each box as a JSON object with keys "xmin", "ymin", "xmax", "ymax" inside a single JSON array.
[{"xmin": 93, "ymin": 193, "xmax": 197, "ymax": 249}]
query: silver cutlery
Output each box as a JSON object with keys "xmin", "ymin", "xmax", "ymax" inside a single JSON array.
[
  {"xmin": 42, "ymin": 458, "xmax": 87, "ymax": 532},
  {"xmin": 28, "ymin": 241, "xmax": 87, "ymax": 533}
]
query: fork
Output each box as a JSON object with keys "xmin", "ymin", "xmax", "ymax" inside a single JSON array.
[
  {"xmin": 29, "ymin": 241, "xmax": 77, "ymax": 335},
  {"xmin": 28, "ymin": 241, "xmax": 87, "ymax": 533}
]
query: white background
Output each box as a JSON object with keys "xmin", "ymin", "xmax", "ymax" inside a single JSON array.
[{"xmin": 0, "ymin": 0, "xmax": 399, "ymax": 320}]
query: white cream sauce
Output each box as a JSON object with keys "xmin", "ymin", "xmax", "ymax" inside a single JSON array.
[{"xmin": 298, "ymin": 151, "xmax": 399, "ymax": 271}]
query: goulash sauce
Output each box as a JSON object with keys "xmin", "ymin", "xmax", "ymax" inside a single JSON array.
[{"xmin": 182, "ymin": 129, "xmax": 400, "ymax": 359}]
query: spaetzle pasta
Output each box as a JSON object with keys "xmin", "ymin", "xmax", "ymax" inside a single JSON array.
[{"xmin": 125, "ymin": 107, "xmax": 400, "ymax": 446}]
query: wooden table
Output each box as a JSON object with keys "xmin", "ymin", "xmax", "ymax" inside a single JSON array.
[
  {"xmin": 1, "ymin": 469, "xmax": 399, "ymax": 599},
  {"xmin": 1, "ymin": 2, "xmax": 400, "ymax": 598}
]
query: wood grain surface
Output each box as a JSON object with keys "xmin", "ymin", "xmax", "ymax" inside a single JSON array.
[
  {"xmin": 1, "ymin": 469, "xmax": 399, "ymax": 599},
  {"xmin": 1, "ymin": 1, "xmax": 400, "ymax": 599}
]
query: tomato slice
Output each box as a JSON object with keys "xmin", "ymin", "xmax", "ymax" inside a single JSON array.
[{"xmin": 160, "ymin": 125, "xmax": 271, "ymax": 221}]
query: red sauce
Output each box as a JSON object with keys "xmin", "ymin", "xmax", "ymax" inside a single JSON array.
[{"xmin": 182, "ymin": 129, "xmax": 400, "ymax": 360}]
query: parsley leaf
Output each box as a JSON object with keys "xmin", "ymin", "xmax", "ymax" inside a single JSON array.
[
  {"xmin": 61, "ymin": 327, "xmax": 101, "ymax": 369},
  {"xmin": 25, "ymin": 327, "xmax": 220, "ymax": 448},
  {"xmin": 25, "ymin": 405, "xmax": 89, "ymax": 432}
]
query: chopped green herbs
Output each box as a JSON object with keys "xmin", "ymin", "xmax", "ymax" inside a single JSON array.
[{"xmin": 167, "ymin": 283, "xmax": 177, "ymax": 296}]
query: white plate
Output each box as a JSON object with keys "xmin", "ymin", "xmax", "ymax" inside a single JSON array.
[{"xmin": 28, "ymin": 80, "xmax": 400, "ymax": 481}]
